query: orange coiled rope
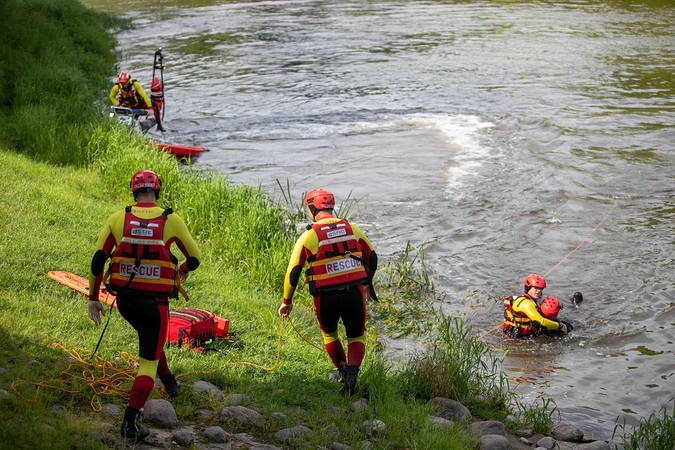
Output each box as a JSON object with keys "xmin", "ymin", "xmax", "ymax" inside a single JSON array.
[
  {"xmin": 11, "ymin": 342, "xmax": 137, "ymax": 411},
  {"xmin": 10, "ymin": 317, "xmax": 308, "ymax": 410}
]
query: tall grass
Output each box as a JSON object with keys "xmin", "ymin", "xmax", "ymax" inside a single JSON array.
[
  {"xmin": 371, "ymin": 241, "xmax": 440, "ymax": 337},
  {"xmin": 612, "ymin": 401, "xmax": 675, "ymax": 450},
  {"xmin": 404, "ymin": 311, "xmax": 511, "ymax": 408},
  {"xmin": 0, "ymin": 0, "xmax": 123, "ymax": 165}
]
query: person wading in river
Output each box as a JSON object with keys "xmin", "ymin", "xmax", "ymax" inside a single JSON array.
[
  {"xmin": 87, "ymin": 170, "xmax": 201, "ymax": 441},
  {"xmin": 503, "ymin": 274, "xmax": 569, "ymax": 338},
  {"xmin": 278, "ymin": 189, "xmax": 378, "ymax": 396}
]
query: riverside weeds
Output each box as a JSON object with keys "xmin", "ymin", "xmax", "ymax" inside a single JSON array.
[
  {"xmin": 371, "ymin": 240, "xmax": 440, "ymax": 337},
  {"xmin": 405, "ymin": 311, "xmax": 511, "ymax": 409},
  {"xmin": 612, "ymin": 400, "xmax": 675, "ymax": 450}
]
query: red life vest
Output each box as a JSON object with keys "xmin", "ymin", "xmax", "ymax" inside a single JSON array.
[
  {"xmin": 118, "ymin": 80, "xmax": 143, "ymax": 107},
  {"xmin": 503, "ymin": 295, "xmax": 538, "ymax": 336},
  {"xmin": 150, "ymin": 77, "xmax": 163, "ymax": 110},
  {"xmin": 306, "ymin": 220, "xmax": 370, "ymax": 295},
  {"xmin": 105, "ymin": 207, "xmax": 178, "ymax": 297}
]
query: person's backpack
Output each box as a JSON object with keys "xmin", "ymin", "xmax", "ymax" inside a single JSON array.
[{"xmin": 167, "ymin": 308, "xmax": 229, "ymax": 352}]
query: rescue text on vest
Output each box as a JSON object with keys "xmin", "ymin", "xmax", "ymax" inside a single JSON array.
[{"xmin": 324, "ymin": 257, "xmax": 362, "ymax": 275}]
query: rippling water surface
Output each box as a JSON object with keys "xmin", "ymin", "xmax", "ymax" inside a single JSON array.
[{"xmin": 83, "ymin": 0, "xmax": 675, "ymax": 440}]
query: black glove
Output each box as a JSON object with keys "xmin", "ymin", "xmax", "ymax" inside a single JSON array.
[{"xmin": 559, "ymin": 320, "xmax": 574, "ymax": 332}]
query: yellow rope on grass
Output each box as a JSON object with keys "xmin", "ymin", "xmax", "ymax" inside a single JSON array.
[
  {"xmin": 11, "ymin": 316, "xmax": 327, "ymax": 410},
  {"xmin": 11, "ymin": 342, "xmax": 136, "ymax": 411}
]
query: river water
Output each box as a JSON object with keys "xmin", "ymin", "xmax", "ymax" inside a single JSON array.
[{"xmin": 83, "ymin": 0, "xmax": 675, "ymax": 442}]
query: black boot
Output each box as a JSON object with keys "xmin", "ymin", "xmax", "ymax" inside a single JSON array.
[
  {"xmin": 120, "ymin": 406, "xmax": 150, "ymax": 441},
  {"xmin": 339, "ymin": 362, "xmax": 348, "ymax": 384},
  {"xmin": 327, "ymin": 362, "xmax": 348, "ymax": 384},
  {"xmin": 341, "ymin": 365, "xmax": 359, "ymax": 396},
  {"xmin": 159, "ymin": 372, "xmax": 179, "ymax": 398}
]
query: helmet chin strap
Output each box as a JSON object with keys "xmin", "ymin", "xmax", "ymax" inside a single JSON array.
[{"xmin": 308, "ymin": 205, "xmax": 319, "ymax": 221}]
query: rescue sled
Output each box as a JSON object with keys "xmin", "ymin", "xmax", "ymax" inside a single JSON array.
[
  {"xmin": 47, "ymin": 270, "xmax": 233, "ymax": 348},
  {"xmin": 147, "ymin": 141, "xmax": 209, "ymax": 159},
  {"xmin": 47, "ymin": 270, "xmax": 117, "ymax": 307}
]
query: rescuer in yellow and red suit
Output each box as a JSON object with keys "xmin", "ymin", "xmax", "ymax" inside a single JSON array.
[
  {"xmin": 87, "ymin": 170, "xmax": 200, "ymax": 441},
  {"xmin": 503, "ymin": 274, "xmax": 570, "ymax": 338},
  {"xmin": 278, "ymin": 189, "xmax": 378, "ymax": 396},
  {"xmin": 110, "ymin": 71, "xmax": 165, "ymax": 131}
]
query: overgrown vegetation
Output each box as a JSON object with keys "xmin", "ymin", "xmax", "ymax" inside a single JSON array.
[
  {"xmin": 612, "ymin": 401, "xmax": 675, "ymax": 450},
  {"xmin": 0, "ymin": 0, "xmax": 124, "ymax": 164},
  {"xmin": 406, "ymin": 312, "xmax": 510, "ymax": 406},
  {"xmin": 0, "ymin": 1, "xmax": 665, "ymax": 449},
  {"xmin": 371, "ymin": 241, "xmax": 440, "ymax": 337}
]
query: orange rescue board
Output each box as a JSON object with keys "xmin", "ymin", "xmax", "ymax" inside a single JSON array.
[
  {"xmin": 147, "ymin": 142, "xmax": 208, "ymax": 158},
  {"xmin": 47, "ymin": 270, "xmax": 117, "ymax": 307}
]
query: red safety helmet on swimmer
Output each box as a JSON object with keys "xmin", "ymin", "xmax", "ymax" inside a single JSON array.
[
  {"xmin": 524, "ymin": 274, "xmax": 546, "ymax": 289},
  {"xmin": 540, "ymin": 296, "xmax": 561, "ymax": 319},
  {"xmin": 118, "ymin": 71, "xmax": 131, "ymax": 85},
  {"xmin": 304, "ymin": 189, "xmax": 335, "ymax": 210},
  {"xmin": 130, "ymin": 170, "xmax": 161, "ymax": 192}
]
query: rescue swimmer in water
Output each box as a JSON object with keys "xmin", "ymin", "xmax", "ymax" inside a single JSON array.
[{"xmin": 503, "ymin": 273, "xmax": 575, "ymax": 338}]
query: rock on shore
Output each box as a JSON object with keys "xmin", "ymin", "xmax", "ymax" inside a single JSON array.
[{"xmin": 77, "ymin": 380, "xmax": 612, "ymax": 450}]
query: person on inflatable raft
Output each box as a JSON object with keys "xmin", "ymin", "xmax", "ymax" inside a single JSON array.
[{"xmin": 503, "ymin": 273, "xmax": 574, "ymax": 338}]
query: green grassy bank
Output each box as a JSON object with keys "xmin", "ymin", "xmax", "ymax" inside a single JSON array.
[
  {"xmin": 1, "ymin": 1, "xmax": 673, "ymax": 449},
  {"xmin": 0, "ymin": 118, "xmax": 518, "ymax": 450},
  {"xmin": 0, "ymin": 142, "xmax": 482, "ymax": 450},
  {"xmin": 0, "ymin": 0, "xmax": 122, "ymax": 166}
]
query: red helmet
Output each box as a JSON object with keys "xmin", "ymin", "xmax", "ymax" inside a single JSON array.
[
  {"xmin": 304, "ymin": 189, "xmax": 335, "ymax": 210},
  {"xmin": 130, "ymin": 170, "xmax": 161, "ymax": 194},
  {"xmin": 118, "ymin": 71, "xmax": 131, "ymax": 85},
  {"xmin": 540, "ymin": 296, "xmax": 561, "ymax": 319},
  {"xmin": 524, "ymin": 274, "xmax": 546, "ymax": 289}
]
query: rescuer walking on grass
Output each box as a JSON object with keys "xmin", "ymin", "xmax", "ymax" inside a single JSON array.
[
  {"xmin": 278, "ymin": 189, "xmax": 378, "ymax": 396},
  {"xmin": 87, "ymin": 170, "xmax": 201, "ymax": 441}
]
